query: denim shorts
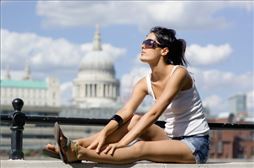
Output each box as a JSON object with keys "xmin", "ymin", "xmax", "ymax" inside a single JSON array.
[{"xmin": 172, "ymin": 135, "xmax": 210, "ymax": 164}]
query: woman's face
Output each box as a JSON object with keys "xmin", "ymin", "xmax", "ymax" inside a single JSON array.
[{"xmin": 139, "ymin": 33, "xmax": 163, "ymax": 64}]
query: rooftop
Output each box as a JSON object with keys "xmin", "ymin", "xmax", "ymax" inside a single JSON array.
[{"xmin": 0, "ymin": 80, "xmax": 47, "ymax": 89}]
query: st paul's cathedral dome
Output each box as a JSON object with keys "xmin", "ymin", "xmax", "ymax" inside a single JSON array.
[{"xmin": 73, "ymin": 26, "xmax": 120, "ymax": 108}]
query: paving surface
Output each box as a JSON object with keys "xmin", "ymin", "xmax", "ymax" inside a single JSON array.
[{"xmin": 1, "ymin": 160, "xmax": 254, "ymax": 168}]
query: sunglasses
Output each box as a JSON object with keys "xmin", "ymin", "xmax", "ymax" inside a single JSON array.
[{"xmin": 142, "ymin": 39, "xmax": 164, "ymax": 49}]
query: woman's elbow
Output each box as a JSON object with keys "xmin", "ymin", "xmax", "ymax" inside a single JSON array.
[
  {"xmin": 117, "ymin": 109, "xmax": 134, "ymax": 122},
  {"xmin": 146, "ymin": 111, "xmax": 161, "ymax": 122}
]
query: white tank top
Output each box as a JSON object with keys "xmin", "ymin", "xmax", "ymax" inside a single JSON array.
[{"xmin": 146, "ymin": 66, "xmax": 210, "ymax": 138}]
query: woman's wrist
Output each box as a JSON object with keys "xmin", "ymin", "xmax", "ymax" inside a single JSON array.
[
  {"xmin": 99, "ymin": 129, "xmax": 107, "ymax": 135},
  {"xmin": 101, "ymin": 119, "xmax": 119, "ymax": 136},
  {"xmin": 110, "ymin": 114, "xmax": 124, "ymax": 127}
]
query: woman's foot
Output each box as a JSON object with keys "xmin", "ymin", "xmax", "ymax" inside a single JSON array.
[
  {"xmin": 54, "ymin": 122, "xmax": 81, "ymax": 163},
  {"xmin": 42, "ymin": 144, "xmax": 60, "ymax": 159}
]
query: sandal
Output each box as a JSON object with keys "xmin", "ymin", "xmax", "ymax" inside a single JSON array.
[{"xmin": 54, "ymin": 122, "xmax": 81, "ymax": 163}]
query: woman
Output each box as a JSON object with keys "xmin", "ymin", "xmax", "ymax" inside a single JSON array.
[{"xmin": 46, "ymin": 26, "xmax": 210, "ymax": 164}]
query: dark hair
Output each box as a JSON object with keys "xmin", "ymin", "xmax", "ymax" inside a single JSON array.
[{"xmin": 150, "ymin": 26, "xmax": 188, "ymax": 66}]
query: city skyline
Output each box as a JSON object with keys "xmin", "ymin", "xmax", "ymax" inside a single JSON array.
[{"xmin": 1, "ymin": 1, "xmax": 253, "ymax": 115}]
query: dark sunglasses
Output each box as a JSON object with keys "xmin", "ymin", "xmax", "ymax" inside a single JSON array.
[{"xmin": 142, "ymin": 39, "xmax": 164, "ymax": 49}]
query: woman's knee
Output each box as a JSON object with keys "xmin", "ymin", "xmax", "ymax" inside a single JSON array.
[
  {"xmin": 127, "ymin": 115, "xmax": 141, "ymax": 130},
  {"xmin": 132, "ymin": 141, "xmax": 146, "ymax": 158}
]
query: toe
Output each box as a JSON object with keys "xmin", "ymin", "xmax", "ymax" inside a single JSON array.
[
  {"xmin": 47, "ymin": 144, "xmax": 55, "ymax": 150},
  {"xmin": 46, "ymin": 144, "xmax": 59, "ymax": 153}
]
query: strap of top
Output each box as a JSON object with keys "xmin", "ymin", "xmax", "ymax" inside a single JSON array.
[
  {"xmin": 170, "ymin": 65, "xmax": 180, "ymax": 77},
  {"xmin": 146, "ymin": 65, "xmax": 194, "ymax": 100},
  {"xmin": 146, "ymin": 65, "xmax": 181, "ymax": 100},
  {"xmin": 146, "ymin": 74, "xmax": 156, "ymax": 100},
  {"xmin": 170, "ymin": 65, "xmax": 195, "ymax": 88}
]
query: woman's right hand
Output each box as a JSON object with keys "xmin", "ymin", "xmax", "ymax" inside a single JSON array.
[{"xmin": 87, "ymin": 130, "xmax": 107, "ymax": 154}]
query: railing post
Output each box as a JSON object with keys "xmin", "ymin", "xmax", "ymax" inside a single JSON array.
[{"xmin": 9, "ymin": 98, "xmax": 26, "ymax": 160}]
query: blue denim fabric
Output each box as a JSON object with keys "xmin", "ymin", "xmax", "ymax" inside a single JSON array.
[{"xmin": 173, "ymin": 135, "xmax": 210, "ymax": 164}]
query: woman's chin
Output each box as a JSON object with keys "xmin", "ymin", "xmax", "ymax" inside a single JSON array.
[{"xmin": 139, "ymin": 57, "xmax": 148, "ymax": 63}]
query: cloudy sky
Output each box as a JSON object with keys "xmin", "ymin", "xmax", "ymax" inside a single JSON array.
[{"xmin": 1, "ymin": 1, "xmax": 253, "ymax": 116}]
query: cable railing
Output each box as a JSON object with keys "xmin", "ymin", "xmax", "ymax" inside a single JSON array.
[{"xmin": 1, "ymin": 98, "xmax": 254, "ymax": 160}]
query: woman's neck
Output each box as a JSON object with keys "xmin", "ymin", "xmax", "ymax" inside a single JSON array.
[{"xmin": 150, "ymin": 63, "xmax": 174, "ymax": 82}]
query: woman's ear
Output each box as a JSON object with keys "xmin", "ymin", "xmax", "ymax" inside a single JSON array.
[{"xmin": 161, "ymin": 47, "xmax": 169, "ymax": 57}]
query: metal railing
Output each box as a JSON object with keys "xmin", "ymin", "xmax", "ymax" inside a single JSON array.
[{"xmin": 1, "ymin": 98, "xmax": 254, "ymax": 160}]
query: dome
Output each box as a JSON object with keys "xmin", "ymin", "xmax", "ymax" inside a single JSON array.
[
  {"xmin": 78, "ymin": 50, "xmax": 116, "ymax": 81},
  {"xmin": 79, "ymin": 50, "xmax": 115, "ymax": 76},
  {"xmin": 72, "ymin": 25, "xmax": 120, "ymax": 108}
]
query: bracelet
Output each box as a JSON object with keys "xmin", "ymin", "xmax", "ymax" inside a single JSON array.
[{"xmin": 110, "ymin": 114, "xmax": 124, "ymax": 126}]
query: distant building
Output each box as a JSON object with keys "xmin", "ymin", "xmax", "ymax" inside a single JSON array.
[
  {"xmin": 0, "ymin": 64, "xmax": 61, "ymax": 153},
  {"xmin": 62, "ymin": 25, "xmax": 123, "ymax": 120},
  {"xmin": 0, "ymin": 26, "xmax": 142, "ymax": 157},
  {"xmin": 228, "ymin": 94, "xmax": 247, "ymax": 115},
  {"xmin": 72, "ymin": 25, "xmax": 120, "ymax": 108},
  {"xmin": 0, "ymin": 64, "xmax": 60, "ymax": 109},
  {"xmin": 209, "ymin": 115, "xmax": 254, "ymax": 159}
]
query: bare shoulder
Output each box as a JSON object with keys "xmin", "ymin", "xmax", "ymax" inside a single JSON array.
[
  {"xmin": 133, "ymin": 77, "xmax": 148, "ymax": 94},
  {"xmin": 171, "ymin": 66, "xmax": 188, "ymax": 78},
  {"xmin": 170, "ymin": 66, "xmax": 193, "ymax": 89},
  {"xmin": 123, "ymin": 77, "xmax": 148, "ymax": 111}
]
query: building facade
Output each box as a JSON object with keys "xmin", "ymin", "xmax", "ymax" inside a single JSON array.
[
  {"xmin": 228, "ymin": 94, "xmax": 247, "ymax": 115},
  {"xmin": 0, "ymin": 65, "xmax": 60, "ymax": 108},
  {"xmin": 209, "ymin": 117, "xmax": 254, "ymax": 159},
  {"xmin": 1, "ymin": 26, "xmax": 138, "ymax": 158},
  {"xmin": 72, "ymin": 25, "xmax": 120, "ymax": 108},
  {"xmin": 0, "ymin": 64, "xmax": 62, "ymax": 154}
]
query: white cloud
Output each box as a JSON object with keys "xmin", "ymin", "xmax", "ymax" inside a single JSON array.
[
  {"xmin": 186, "ymin": 44, "xmax": 232, "ymax": 65},
  {"xmin": 189, "ymin": 67, "xmax": 253, "ymax": 92},
  {"xmin": 36, "ymin": 1, "xmax": 253, "ymax": 30},
  {"xmin": 120, "ymin": 66, "xmax": 150, "ymax": 102},
  {"xmin": 1, "ymin": 29, "xmax": 81, "ymax": 69},
  {"xmin": 119, "ymin": 61, "xmax": 253, "ymax": 114},
  {"xmin": 202, "ymin": 90, "xmax": 254, "ymax": 115},
  {"xmin": 202, "ymin": 70, "xmax": 252, "ymax": 91},
  {"xmin": 226, "ymin": 1, "xmax": 254, "ymax": 11},
  {"xmin": 80, "ymin": 43, "xmax": 125, "ymax": 63},
  {"xmin": 188, "ymin": 67, "xmax": 253, "ymax": 114},
  {"xmin": 1, "ymin": 29, "xmax": 125, "ymax": 80},
  {"xmin": 203, "ymin": 95, "xmax": 226, "ymax": 113},
  {"xmin": 1, "ymin": 69, "xmax": 24, "ymax": 80},
  {"xmin": 120, "ymin": 65, "xmax": 155, "ymax": 110},
  {"xmin": 60, "ymin": 81, "xmax": 73, "ymax": 105}
]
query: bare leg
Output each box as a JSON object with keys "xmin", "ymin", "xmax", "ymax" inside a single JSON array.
[
  {"xmin": 46, "ymin": 115, "xmax": 167, "ymax": 152},
  {"xmin": 77, "ymin": 114, "xmax": 168, "ymax": 147},
  {"xmin": 70, "ymin": 139, "xmax": 195, "ymax": 164},
  {"xmin": 45, "ymin": 115, "xmax": 139, "ymax": 153}
]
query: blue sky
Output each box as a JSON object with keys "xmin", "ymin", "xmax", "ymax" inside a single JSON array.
[{"xmin": 1, "ymin": 1, "xmax": 253, "ymax": 116}]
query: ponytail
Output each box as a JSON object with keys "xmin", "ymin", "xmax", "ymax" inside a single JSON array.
[
  {"xmin": 166, "ymin": 38, "xmax": 188, "ymax": 66},
  {"xmin": 150, "ymin": 26, "xmax": 188, "ymax": 66}
]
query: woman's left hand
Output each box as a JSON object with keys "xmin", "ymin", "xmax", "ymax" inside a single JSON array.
[{"xmin": 102, "ymin": 142, "xmax": 126, "ymax": 155}]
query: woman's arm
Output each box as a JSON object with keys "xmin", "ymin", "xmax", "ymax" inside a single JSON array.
[
  {"xmin": 101, "ymin": 77, "xmax": 148, "ymax": 135},
  {"xmin": 115, "ymin": 68, "xmax": 189, "ymax": 147},
  {"xmin": 88, "ymin": 77, "xmax": 148, "ymax": 152}
]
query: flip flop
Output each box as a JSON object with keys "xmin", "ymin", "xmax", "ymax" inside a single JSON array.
[
  {"xmin": 54, "ymin": 122, "xmax": 81, "ymax": 164},
  {"xmin": 42, "ymin": 147, "xmax": 60, "ymax": 159}
]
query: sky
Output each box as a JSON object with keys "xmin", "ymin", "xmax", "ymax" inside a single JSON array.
[{"xmin": 1, "ymin": 1, "xmax": 253, "ymax": 116}]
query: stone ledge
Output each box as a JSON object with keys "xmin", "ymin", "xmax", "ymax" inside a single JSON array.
[{"xmin": 1, "ymin": 160, "xmax": 254, "ymax": 168}]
